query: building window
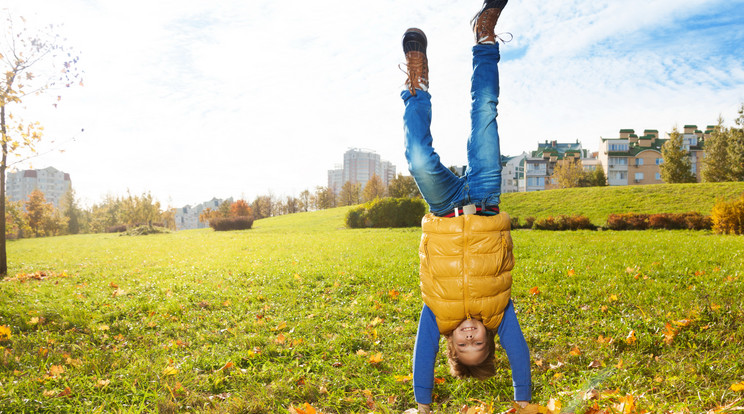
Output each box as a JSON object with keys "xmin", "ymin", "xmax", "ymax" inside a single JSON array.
[
  {"xmin": 656, "ymin": 158, "xmax": 663, "ymax": 165},
  {"xmin": 609, "ymin": 157, "xmax": 628, "ymax": 165},
  {"xmin": 635, "ymin": 158, "xmax": 644, "ymax": 166},
  {"xmin": 527, "ymin": 177, "xmax": 545, "ymax": 187},
  {"xmin": 609, "ymin": 143, "xmax": 629, "ymax": 151},
  {"xmin": 634, "ymin": 173, "xmax": 644, "ymax": 181},
  {"xmin": 655, "ymin": 173, "xmax": 661, "ymax": 180}
]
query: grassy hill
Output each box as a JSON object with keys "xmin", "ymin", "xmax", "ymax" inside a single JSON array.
[{"xmin": 500, "ymin": 182, "xmax": 744, "ymax": 224}]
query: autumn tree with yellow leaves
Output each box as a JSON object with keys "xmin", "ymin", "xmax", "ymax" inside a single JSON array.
[{"xmin": 0, "ymin": 14, "xmax": 82, "ymax": 274}]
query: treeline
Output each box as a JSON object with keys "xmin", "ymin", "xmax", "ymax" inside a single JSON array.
[
  {"xmin": 5, "ymin": 189, "xmax": 174, "ymax": 239},
  {"xmin": 4, "ymin": 173, "xmax": 422, "ymax": 238},
  {"xmin": 245, "ymin": 173, "xmax": 421, "ymax": 219}
]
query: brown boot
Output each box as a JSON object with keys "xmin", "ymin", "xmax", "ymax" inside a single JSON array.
[
  {"xmin": 401, "ymin": 28, "xmax": 429, "ymax": 95},
  {"xmin": 472, "ymin": 0, "xmax": 508, "ymax": 45}
]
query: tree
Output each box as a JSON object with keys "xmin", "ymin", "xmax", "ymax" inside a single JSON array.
[
  {"xmin": 24, "ymin": 189, "xmax": 65, "ymax": 237},
  {"xmin": 120, "ymin": 191, "xmax": 161, "ymax": 227},
  {"xmin": 59, "ymin": 189, "xmax": 82, "ymax": 234},
  {"xmin": 217, "ymin": 200, "xmax": 232, "ymax": 218},
  {"xmin": 5, "ymin": 199, "xmax": 29, "ymax": 239},
  {"xmin": 588, "ymin": 164, "xmax": 607, "ymax": 186},
  {"xmin": 338, "ymin": 181, "xmax": 362, "ymax": 206},
  {"xmin": 660, "ymin": 127, "xmax": 696, "ymax": 183},
  {"xmin": 283, "ymin": 196, "xmax": 300, "ymax": 214},
  {"xmin": 161, "ymin": 209, "xmax": 176, "ymax": 230},
  {"xmin": 1, "ymin": 15, "xmax": 82, "ymax": 273},
  {"xmin": 230, "ymin": 199, "xmax": 253, "ymax": 218},
  {"xmin": 299, "ymin": 189, "xmax": 312, "ymax": 212},
  {"xmin": 701, "ymin": 117, "xmax": 730, "ymax": 183},
  {"xmin": 363, "ymin": 174, "xmax": 386, "ymax": 202},
  {"xmin": 88, "ymin": 195, "xmax": 122, "ymax": 233},
  {"xmin": 388, "ymin": 173, "xmax": 421, "ymax": 198},
  {"xmin": 728, "ymin": 103, "xmax": 744, "ymax": 181},
  {"xmin": 198, "ymin": 207, "xmax": 217, "ymax": 225},
  {"xmin": 252, "ymin": 195, "xmax": 274, "ymax": 219},
  {"xmin": 550, "ymin": 158, "xmax": 585, "ymax": 188},
  {"xmin": 314, "ymin": 186, "xmax": 336, "ymax": 210}
]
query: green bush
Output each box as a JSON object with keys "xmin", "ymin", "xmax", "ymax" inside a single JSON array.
[
  {"xmin": 345, "ymin": 197, "xmax": 427, "ymax": 228},
  {"xmin": 711, "ymin": 193, "xmax": 744, "ymax": 235},
  {"xmin": 120, "ymin": 225, "xmax": 171, "ymax": 236},
  {"xmin": 209, "ymin": 216, "xmax": 254, "ymax": 231},
  {"xmin": 345, "ymin": 207, "xmax": 368, "ymax": 228}
]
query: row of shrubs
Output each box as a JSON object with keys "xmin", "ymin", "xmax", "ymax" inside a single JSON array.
[
  {"xmin": 209, "ymin": 216, "xmax": 254, "ymax": 231},
  {"xmin": 507, "ymin": 212, "xmax": 713, "ymax": 231},
  {"xmin": 346, "ymin": 198, "xmax": 427, "ymax": 228},
  {"xmin": 604, "ymin": 212, "xmax": 712, "ymax": 231}
]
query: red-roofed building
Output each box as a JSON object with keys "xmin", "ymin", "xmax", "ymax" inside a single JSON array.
[{"xmin": 6, "ymin": 166, "xmax": 72, "ymax": 208}]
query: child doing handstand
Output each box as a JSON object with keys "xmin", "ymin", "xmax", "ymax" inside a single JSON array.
[{"xmin": 400, "ymin": 1, "xmax": 536, "ymax": 413}]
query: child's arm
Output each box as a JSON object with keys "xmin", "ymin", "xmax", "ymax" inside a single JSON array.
[
  {"xmin": 497, "ymin": 299, "xmax": 532, "ymax": 402},
  {"xmin": 413, "ymin": 304, "xmax": 440, "ymax": 407}
]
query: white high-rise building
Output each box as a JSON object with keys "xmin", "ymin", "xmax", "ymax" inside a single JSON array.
[
  {"xmin": 328, "ymin": 148, "xmax": 396, "ymax": 194},
  {"xmin": 6, "ymin": 166, "xmax": 71, "ymax": 208}
]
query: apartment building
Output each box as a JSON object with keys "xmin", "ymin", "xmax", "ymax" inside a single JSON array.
[
  {"xmin": 327, "ymin": 148, "xmax": 396, "ymax": 194},
  {"xmin": 501, "ymin": 153, "xmax": 527, "ymax": 193},
  {"xmin": 6, "ymin": 166, "xmax": 72, "ymax": 208},
  {"xmin": 598, "ymin": 126, "xmax": 708, "ymax": 186},
  {"xmin": 521, "ymin": 140, "xmax": 595, "ymax": 191}
]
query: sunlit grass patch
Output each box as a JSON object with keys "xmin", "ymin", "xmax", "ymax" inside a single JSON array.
[{"xmin": 0, "ymin": 204, "xmax": 742, "ymax": 412}]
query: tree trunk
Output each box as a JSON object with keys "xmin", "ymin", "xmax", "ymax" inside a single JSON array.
[{"xmin": 1, "ymin": 104, "xmax": 8, "ymax": 276}]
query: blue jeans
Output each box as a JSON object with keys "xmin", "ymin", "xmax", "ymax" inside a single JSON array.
[{"xmin": 402, "ymin": 44, "xmax": 502, "ymax": 216}]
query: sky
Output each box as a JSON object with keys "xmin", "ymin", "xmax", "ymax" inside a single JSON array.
[{"xmin": 3, "ymin": 0, "xmax": 744, "ymax": 208}]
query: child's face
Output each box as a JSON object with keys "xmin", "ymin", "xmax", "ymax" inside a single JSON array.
[{"xmin": 451, "ymin": 318, "xmax": 488, "ymax": 365}]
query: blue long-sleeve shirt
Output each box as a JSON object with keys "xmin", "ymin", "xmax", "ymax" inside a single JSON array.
[{"xmin": 412, "ymin": 300, "xmax": 532, "ymax": 403}]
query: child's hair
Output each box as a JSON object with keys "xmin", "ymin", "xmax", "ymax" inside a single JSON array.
[{"xmin": 444, "ymin": 329, "xmax": 497, "ymax": 380}]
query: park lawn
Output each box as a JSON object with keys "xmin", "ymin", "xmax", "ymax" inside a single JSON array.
[{"xmin": 0, "ymin": 206, "xmax": 743, "ymax": 413}]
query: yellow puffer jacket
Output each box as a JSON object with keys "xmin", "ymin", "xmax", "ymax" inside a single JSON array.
[{"xmin": 419, "ymin": 212, "xmax": 514, "ymax": 335}]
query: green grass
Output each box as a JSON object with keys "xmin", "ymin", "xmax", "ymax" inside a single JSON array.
[
  {"xmin": 1, "ymin": 200, "xmax": 743, "ymax": 413},
  {"xmin": 500, "ymin": 182, "xmax": 744, "ymax": 225}
]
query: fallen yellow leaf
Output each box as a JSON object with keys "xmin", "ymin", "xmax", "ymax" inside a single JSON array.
[
  {"xmin": 162, "ymin": 366, "xmax": 178, "ymax": 376},
  {"xmin": 625, "ymin": 330, "xmax": 637, "ymax": 344},
  {"xmin": 95, "ymin": 379, "xmax": 111, "ymax": 388},
  {"xmin": 368, "ymin": 353, "xmax": 383, "ymax": 364},
  {"xmin": 394, "ymin": 373, "xmax": 413, "ymax": 383},
  {"xmin": 731, "ymin": 381, "xmax": 744, "ymax": 392},
  {"xmin": 49, "ymin": 365, "xmax": 65, "ymax": 376},
  {"xmin": 0, "ymin": 325, "xmax": 11, "ymax": 340}
]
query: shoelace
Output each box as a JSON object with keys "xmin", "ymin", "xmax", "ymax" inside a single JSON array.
[
  {"xmin": 495, "ymin": 32, "xmax": 513, "ymax": 43},
  {"xmin": 398, "ymin": 53, "xmax": 428, "ymax": 93}
]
